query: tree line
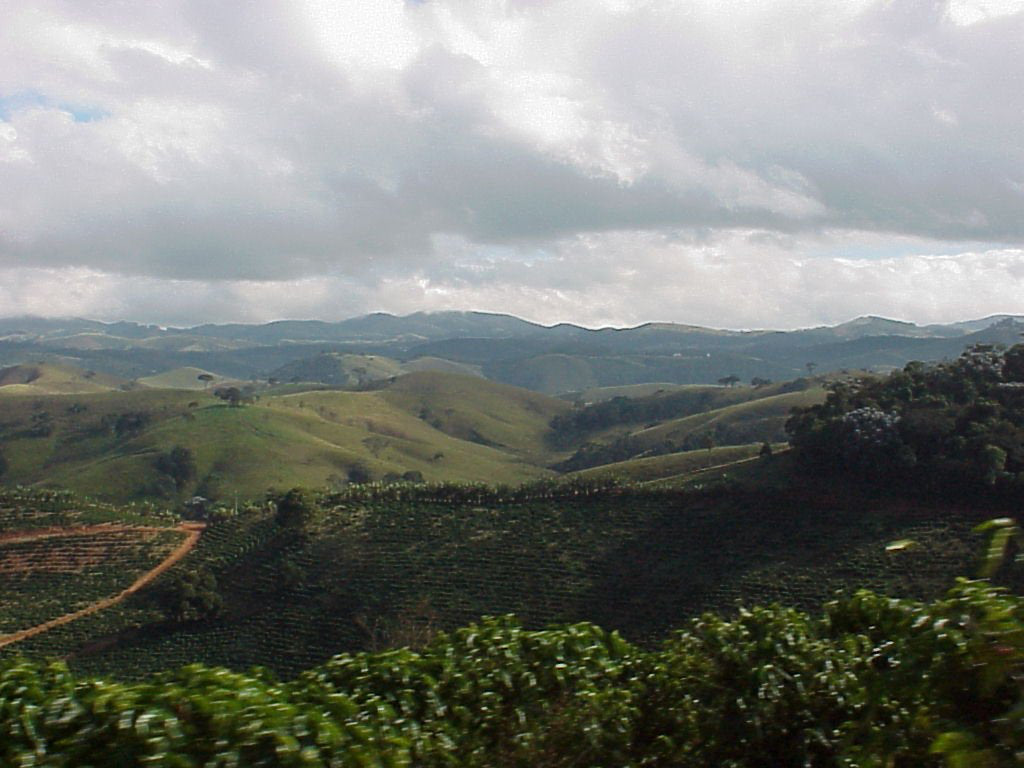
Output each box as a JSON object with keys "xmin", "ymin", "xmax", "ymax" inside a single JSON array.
[{"xmin": 786, "ymin": 344, "xmax": 1024, "ymax": 494}]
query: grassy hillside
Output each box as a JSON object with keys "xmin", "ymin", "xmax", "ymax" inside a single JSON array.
[
  {"xmin": 380, "ymin": 371, "xmax": 570, "ymax": 464},
  {"xmin": 566, "ymin": 443, "xmax": 778, "ymax": 484},
  {"xmin": 271, "ymin": 353, "xmax": 404, "ymax": 388},
  {"xmin": 135, "ymin": 366, "xmax": 233, "ymax": 390},
  {"xmin": 625, "ymin": 387, "xmax": 825, "ymax": 449},
  {"xmin": 400, "ymin": 356, "xmax": 484, "ymax": 378},
  {"xmin": 0, "ymin": 363, "xmax": 124, "ymax": 395},
  {"xmin": 0, "ymin": 480, "xmax": 993, "ymax": 680},
  {"xmin": 565, "ymin": 382, "xmax": 694, "ymax": 403},
  {"xmin": 0, "ymin": 373, "xmax": 567, "ymax": 502}
]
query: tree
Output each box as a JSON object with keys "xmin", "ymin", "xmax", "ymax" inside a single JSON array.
[
  {"xmin": 213, "ymin": 386, "xmax": 243, "ymax": 407},
  {"xmin": 274, "ymin": 487, "xmax": 317, "ymax": 528},
  {"xmin": 717, "ymin": 374, "xmax": 740, "ymax": 387},
  {"xmin": 111, "ymin": 411, "xmax": 150, "ymax": 438},
  {"xmin": 157, "ymin": 569, "xmax": 222, "ymax": 623},
  {"xmin": 751, "ymin": 377, "xmax": 772, "ymax": 388},
  {"xmin": 0, "ymin": 446, "xmax": 7, "ymax": 479},
  {"xmin": 154, "ymin": 446, "xmax": 196, "ymax": 490},
  {"xmin": 348, "ymin": 463, "xmax": 372, "ymax": 484},
  {"xmin": 759, "ymin": 441, "xmax": 773, "ymax": 459},
  {"xmin": 197, "ymin": 373, "xmax": 214, "ymax": 388}
]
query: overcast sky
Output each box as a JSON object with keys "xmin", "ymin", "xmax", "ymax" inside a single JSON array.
[{"xmin": 1, "ymin": 0, "xmax": 1023, "ymax": 329}]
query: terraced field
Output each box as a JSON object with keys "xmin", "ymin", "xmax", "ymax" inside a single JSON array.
[
  {"xmin": 62, "ymin": 482, "xmax": 993, "ymax": 680},
  {"xmin": 0, "ymin": 490, "xmax": 187, "ymax": 649}
]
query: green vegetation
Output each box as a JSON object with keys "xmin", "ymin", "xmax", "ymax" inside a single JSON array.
[
  {"xmin": 8, "ymin": 478, "xmax": 990, "ymax": 680},
  {"xmin": 156, "ymin": 568, "xmax": 223, "ymax": 623},
  {"xmin": 566, "ymin": 442, "xmax": 780, "ymax": 484},
  {"xmin": 0, "ymin": 373, "xmax": 567, "ymax": 502},
  {"xmin": 553, "ymin": 385, "xmax": 823, "ymax": 471},
  {"xmin": 135, "ymin": 366, "xmax": 228, "ymax": 390},
  {"xmin": 549, "ymin": 382, "xmax": 808, "ymax": 446},
  {"xmin": 270, "ymin": 352, "xmax": 405, "ymax": 388},
  {"xmin": 4, "ymin": 321, "xmax": 1024, "ymax": 764},
  {"xmin": 0, "ymin": 488, "xmax": 182, "ymax": 638},
  {"xmin": 2, "ymin": 578, "xmax": 1022, "ymax": 766},
  {"xmin": 787, "ymin": 344, "xmax": 1024, "ymax": 494},
  {"xmin": 0, "ymin": 362, "xmax": 124, "ymax": 395}
]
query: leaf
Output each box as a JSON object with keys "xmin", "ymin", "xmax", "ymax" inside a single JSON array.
[
  {"xmin": 972, "ymin": 518, "xmax": 1016, "ymax": 534},
  {"xmin": 885, "ymin": 539, "xmax": 917, "ymax": 553}
]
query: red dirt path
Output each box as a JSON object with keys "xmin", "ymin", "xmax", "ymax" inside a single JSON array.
[{"xmin": 0, "ymin": 522, "xmax": 205, "ymax": 650}]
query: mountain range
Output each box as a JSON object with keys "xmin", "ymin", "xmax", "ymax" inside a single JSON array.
[{"xmin": 1, "ymin": 311, "xmax": 1022, "ymax": 395}]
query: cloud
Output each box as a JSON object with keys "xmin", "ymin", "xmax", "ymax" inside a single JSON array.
[
  {"xmin": 0, "ymin": 0, "xmax": 1022, "ymax": 324},
  {"xmin": 2, "ymin": 234, "xmax": 1021, "ymax": 330}
]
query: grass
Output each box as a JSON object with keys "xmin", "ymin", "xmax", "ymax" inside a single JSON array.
[
  {"xmin": 0, "ymin": 373, "xmax": 567, "ymax": 502},
  {"xmin": 135, "ymin": 367, "xmax": 231, "ymax": 390},
  {"xmin": 0, "ymin": 362, "xmax": 124, "ymax": 394},
  {"xmin": 605, "ymin": 387, "xmax": 826, "ymax": 448},
  {"xmin": 566, "ymin": 443, "xmax": 779, "ymax": 484}
]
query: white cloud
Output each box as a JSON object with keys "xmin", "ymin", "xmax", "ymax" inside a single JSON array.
[
  {"xmin": 2, "ymin": 235, "xmax": 1021, "ymax": 330},
  {"xmin": 0, "ymin": 0, "xmax": 1022, "ymax": 325}
]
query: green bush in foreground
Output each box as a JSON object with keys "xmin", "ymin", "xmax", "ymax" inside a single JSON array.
[{"xmin": 2, "ymin": 580, "xmax": 1022, "ymax": 766}]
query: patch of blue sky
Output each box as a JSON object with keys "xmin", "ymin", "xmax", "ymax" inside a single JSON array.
[{"xmin": 0, "ymin": 89, "xmax": 108, "ymax": 122}]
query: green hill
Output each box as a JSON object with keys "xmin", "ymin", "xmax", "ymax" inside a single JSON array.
[
  {"xmin": 626, "ymin": 387, "xmax": 825, "ymax": 449},
  {"xmin": 553, "ymin": 386, "xmax": 825, "ymax": 472},
  {"xmin": 0, "ymin": 363, "xmax": 124, "ymax": 395},
  {"xmin": 381, "ymin": 371, "xmax": 570, "ymax": 464},
  {"xmin": 566, "ymin": 443, "xmax": 777, "ymax": 484},
  {"xmin": 0, "ymin": 373, "xmax": 567, "ymax": 502},
  {"xmin": 270, "ymin": 353, "xmax": 404, "ymax": 388},
  {"xmin": 400, "ymin": 356, "xmax": 484, "ymax": 378},
  {"xmin": 135, "ymin": 366, "xmax": 233, "ymax": 390}
]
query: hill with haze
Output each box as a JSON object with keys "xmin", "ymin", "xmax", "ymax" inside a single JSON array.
[{"xmin": 1, "ymin": 311, "xmax": 1022, "ymax": 396}]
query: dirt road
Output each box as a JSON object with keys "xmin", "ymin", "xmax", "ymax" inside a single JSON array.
[{"xmin": 0, "ymin": 522, "xmax": 204, "ymax": 650}]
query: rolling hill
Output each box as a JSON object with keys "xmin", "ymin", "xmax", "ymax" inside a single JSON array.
[
  {"xmin": 0, "ymin": 372, "xmax": 569, "ymax": 502},
  {"xmin": 3, "ymin": 311, "xmax": 1021, "ymax": 396},
  {"xmin": 0, "ymin": 363, "xmax": 124, "ymax": 395}
]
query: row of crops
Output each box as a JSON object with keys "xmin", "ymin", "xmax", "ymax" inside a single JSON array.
[
  {"xmin": 67, "ymin": 482, "xmax": 997, "ymax": 679},
  {"xmin": 0, "ymin": 528, "xmax": 184, "ymax": 634},
  {"xmin": 2, "ymin": 579, "xmax": 1021, "ymax": 766},
  {"xmin": 0, "ymin": 486, "xmax": 177, "ymax": 531},
  {"xmin": 0, "ymin": 487, "xmax": 185, "ymax": 649}
]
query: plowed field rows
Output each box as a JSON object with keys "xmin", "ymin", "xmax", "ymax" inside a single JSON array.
[{"xmin": 0, "ymin": 527, "xmax": 185, "ymax": 635}]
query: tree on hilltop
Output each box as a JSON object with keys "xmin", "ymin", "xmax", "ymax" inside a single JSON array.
[{"xmin": 214, "ymin": 386, "xmax": 244, "ymax": 406}]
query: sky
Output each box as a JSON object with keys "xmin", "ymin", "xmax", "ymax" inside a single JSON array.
[{"xmin": 1, "ymin": 0, "xmax": 1023, "ymax": 330}]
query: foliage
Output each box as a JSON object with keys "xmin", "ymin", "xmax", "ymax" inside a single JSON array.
[
  {"xmin": 213, "ymin": 386, "xmax": 246, "ymax": 407},
  {"xmin": 153, "ymin": 445, "xmax": 196, "ymax": 490},
  {"xmin": 156, "ymin": 568, "xmax": 224, "ymax": 623},
  {"xmin": 787, "ymin": 344, "xmax": 1024, "ymax": 491},
  {"xmin": 107, "ymin": 410, "xmax": 151, "ymax": 438},
  {"xmin": 2, "ymin": 581, "xmax": 1023, "ymax": 766},
  {"xmin": 272, "ymin": 487, "xmax": 318, "ymax": 529}
]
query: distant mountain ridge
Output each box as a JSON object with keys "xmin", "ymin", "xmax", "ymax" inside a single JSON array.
[
  {"xmin": 1, "ymin": 310, "xmax": 1021, "ymax": 345},
  {"xmin": 0, "ymin": 311, "xmax": 1021, "ymax": 394}
]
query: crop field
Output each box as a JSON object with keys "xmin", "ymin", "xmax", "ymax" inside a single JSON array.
[
  {"xmin": 0, "ymin": 489, "xmax": 184, "ymax": 648},
  {"xmin": 59, "ymin": 483, "xmax": 995, "ymax": 680},
  {"xmin": 0, "ymin": 527, "xmax": 185, "ymax": 635}
]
